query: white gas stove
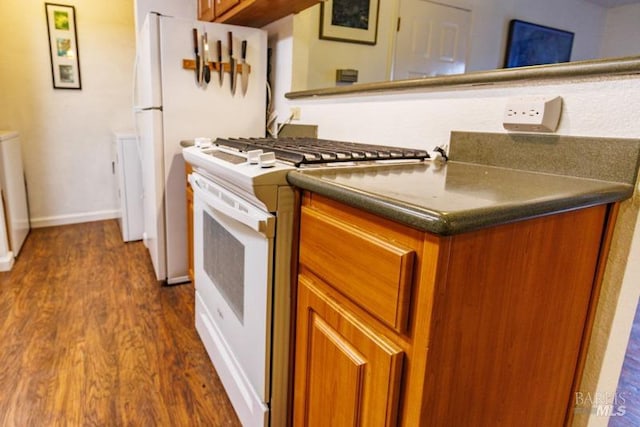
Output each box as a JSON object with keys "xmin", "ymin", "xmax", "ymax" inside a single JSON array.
[{"xmin": 182, "ymin": 137, "xmax": 428, "ymax": 427}]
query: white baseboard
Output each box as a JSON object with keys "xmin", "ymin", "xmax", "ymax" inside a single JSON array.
[
  {"xmin": 0, "ymin": 251, "xmax": 14, "ymax": 272},
  {"xmin": 30, "ymin": 209, "xmax": 120, "ymax": 228}
]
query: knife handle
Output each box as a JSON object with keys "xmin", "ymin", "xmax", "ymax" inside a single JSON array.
[
  {"xmin": 217, "ymin": 40, "xmax": 222, "ymax": 62},
  {"xmin": 228, "ymin": 31, "xmax": 233, "ymax": 56},
  {"xmin": 193, "ymin": 28, "xmax": 199, "ymax": 54},
  {"xmin": 241, "ymin": 40, "xmax": 247, "ymax": 60},
  {"xmin": 203, "ymin": 33, "xmax": 208, "ymax": 59}
]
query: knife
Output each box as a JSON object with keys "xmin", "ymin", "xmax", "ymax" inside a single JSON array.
[
  {"xmin": 217, "ymin": 40, "xmax": 223, "ymax": 87},
  {"xmin": 202, "ymin": 32, "xmax": 211, "ymax": 84},
  {"xmin": 192, "ymin": 29, "xmax": 202, "ymax": 85},
  {"xmin": 240, "ymin": 40, "xmax": 249, "ymax": 96},
  {"xmin": 228, "ymin": 32, "xmax": 236, "ymax": 95}
]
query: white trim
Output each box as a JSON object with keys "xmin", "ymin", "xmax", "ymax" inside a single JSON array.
[
  {"xmin": 0, "ymin": 251, "xmax": 14, "ymax": 272},
  {"xmin": 30, "ymin": 209, "xmax": 120, "ymax": 228},
  {"xmin": 167, "ymin": 275, "xmax": 190, "ymax": 285}
]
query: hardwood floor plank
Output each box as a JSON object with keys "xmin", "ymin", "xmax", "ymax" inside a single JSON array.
[{"xmin": 0, "ymin": 220, "xmax": 240, "ymax": 426}]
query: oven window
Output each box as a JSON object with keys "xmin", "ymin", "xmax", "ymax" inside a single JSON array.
[{"xmin": 203, "ymin": 211, "xmax": 245, "ymax": 324}]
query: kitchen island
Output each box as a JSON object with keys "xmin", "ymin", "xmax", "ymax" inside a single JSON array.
[{"xmin": 286, "ymin": 132, "xmax": 640, "ymax": 426}]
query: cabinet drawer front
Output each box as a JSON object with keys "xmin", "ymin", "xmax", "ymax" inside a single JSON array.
[{"xmin": 300, "ymin": 206, "xmax": 415, "ymax": 331}]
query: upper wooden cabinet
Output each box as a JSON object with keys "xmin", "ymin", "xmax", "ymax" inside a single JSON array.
[
  {"xmin": 198, "ymin": 0, "xmax": 322, "ymax": 28},
  {"xmin": 214, "ymin": 0, "xmax": 240, "ymax": 18},
  {"xmin": 197, "ymin": 0, "xmax": 215, "ymax": 22},
  {"xmin": 293, "ymin": 192, "xmax": 617, "ymax": 426}
]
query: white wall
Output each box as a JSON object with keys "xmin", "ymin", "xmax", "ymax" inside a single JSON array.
[
  {"xmin": 268, "ymin": 18, "xmax": 640, "ymax": 427},
  {"xmin": 291, "ymin": 2, "xmax": 397, "ymax": 90},
  {"xmin": 0, "ymin": 1, "xmax": 136, "ymax": 227},
  {"xmin": 600, "ymin": 3, "xmax": 640, "ymax": 58},
  {"xmin": 291, "ymin": 0, "xmax": 635, "ymax": 90}
]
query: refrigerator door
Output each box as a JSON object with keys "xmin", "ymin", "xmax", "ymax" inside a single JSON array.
[
  {"xmin": 0, "ymin": 131, "xmax": 30, "ymax": 257},
  {"xmin": 135, "ymin": 13, "xmax": 162, "ymax": 109},
  {"xmin": 113, "ymin": 132, "xmax": 144, "ymax": 242},
  {"xmin": 157, "ymin": 16, "xmax": 267, "ymax": 283},
  {"xmin": 135, "ymin": 109, "xmax": 166, "ymax": 281}
]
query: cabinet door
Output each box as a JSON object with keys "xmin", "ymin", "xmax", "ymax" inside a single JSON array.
[
  {"xmin": 214, "ymin": 0, "xmax": 241, "ymax": 18},
  {"xmin": 294, "ymin": 274, "xmax": 404, "ymax": 426},
  {"xmin": 198, "ymin": 0, "xmax": 215, "ymax": 21}
]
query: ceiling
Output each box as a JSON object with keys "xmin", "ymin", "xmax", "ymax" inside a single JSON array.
[{"xmin": 584, "ymin": 0, "xmax": 640, "ymax": 7}]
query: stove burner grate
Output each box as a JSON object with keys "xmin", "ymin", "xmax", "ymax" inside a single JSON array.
[{"xmin": 214, "ymin": 137, "xmax": 429, "ymax": 166}]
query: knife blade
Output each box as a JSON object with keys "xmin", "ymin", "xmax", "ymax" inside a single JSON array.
[
  {"xmin": 217, "ymin": 40, "xmax": 223, "ymax": 87},
  {"xmin": 202, "ymin": 32, "xmax": 211, "ymax": 84},
  {"xmin": 192, "ymin": 28, "xmax": 201, "ymax": 85},
  {"xmin": 240, "ymin": 40, "xmax": 249, "ymax": 96},
  {"xmin": 228, "ymin": 32, "xmax": 236, "ymax": 95}
]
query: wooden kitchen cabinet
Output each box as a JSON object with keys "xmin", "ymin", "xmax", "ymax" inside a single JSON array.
[
  {"xmin": 294, "ymin": 274, "xmax": 404, "ymax": 426},
  {"xmin": 185, "ymin": 163, "xmax": 194, "ymax": 283},
  {"xmin": 199, "ymin": 0, "xmax": 321, "ymax": 28},
  {"xmin": 293, "ymin": 192, "xmax": 617, "ymax": 426},
  {"xmin": 198, "ymin": 0, "xmax": 239, "ymax": 22},
  {"xmin": 197, "ymin": 0, "xmax": 215, "ymax": 22},
  {"xmin": 216, "ymin": 0, "xmax": 240, "ymax": 19}
]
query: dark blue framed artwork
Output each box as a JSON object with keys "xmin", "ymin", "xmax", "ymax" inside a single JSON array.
[{"xmin": 504, "ymin": 20, "xmax": 574, "ymax": 68}]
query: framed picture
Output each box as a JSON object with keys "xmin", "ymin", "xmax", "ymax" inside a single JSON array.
[
  {"xmin": 504, "ymin": 20, "xmax": 574, "ymax": 68},
  {"xmin": 45, "ymin": 3, "xmax": 81, "ymax": 89},
  {"xmin": 320, "ymin": 0, "xmax": 380, "ymax": 45}
]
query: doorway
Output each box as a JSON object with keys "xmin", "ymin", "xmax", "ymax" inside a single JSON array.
[{"xmin": 392, "ymin": 0, "xmax": 471, "ymax": 79}]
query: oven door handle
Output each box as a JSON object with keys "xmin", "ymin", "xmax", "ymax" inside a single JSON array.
[{"xmin": 189, "ymin": 173, "xmax": 275, "ymax": 237}]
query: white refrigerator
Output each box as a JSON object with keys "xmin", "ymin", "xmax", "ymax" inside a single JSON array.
[{"xmin": 135, "ymin": 13, "xmax": 267, "ymax": 284}]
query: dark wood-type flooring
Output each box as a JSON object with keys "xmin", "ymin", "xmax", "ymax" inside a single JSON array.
[{"xmin": 0, "ymin": 220, "xmax": 240, "ymax": 426}]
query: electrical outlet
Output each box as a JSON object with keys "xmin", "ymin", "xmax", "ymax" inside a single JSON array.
[
  {"xmin": 503, "ymin": 96, "xmax": 562, "ymax": 132},
  {"xmin": 290, "ymin": 107, "xmax": 301, "ymax": 120}
]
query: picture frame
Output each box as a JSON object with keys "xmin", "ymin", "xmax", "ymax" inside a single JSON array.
[
  {"xmin": 320, "ymin": 0, "xmax": 380, "ymax": 45},
  {"xmin": 45, "ymin": 3, "xmax": 81, "ymax": 89},
  {"xmin": 504, "ymin": 19, "xmax": 574, "ymax": 68}
]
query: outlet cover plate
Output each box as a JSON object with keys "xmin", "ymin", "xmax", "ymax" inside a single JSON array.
[{"xmin": 503, "ymin": 96, "xmax": 562, "ymax": 132}]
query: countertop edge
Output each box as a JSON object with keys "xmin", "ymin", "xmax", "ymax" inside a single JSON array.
[{"xmin": 286, "ymin": 170, "xmax": 634, "ymax": 236}]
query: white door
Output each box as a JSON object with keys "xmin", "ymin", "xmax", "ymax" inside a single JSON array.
[
  {"xmin": 135, "ymin": 109, "xmax": 166, "ymax": 281},
  {"xmin": 393, "ymin": 0, "xmax": 471, "ymax": 79}
]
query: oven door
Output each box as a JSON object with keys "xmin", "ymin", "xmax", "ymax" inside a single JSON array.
[{"xmin": 190, "ymin": 171, "xmax": 275, "ymax": 425}]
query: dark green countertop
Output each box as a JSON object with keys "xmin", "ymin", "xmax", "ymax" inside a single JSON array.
[{"xmin": 286, "ymin": 161, "xmax": 634, "ymax": 235}]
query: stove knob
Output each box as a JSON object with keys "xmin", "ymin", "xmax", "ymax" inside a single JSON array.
[
  {"xmin": 259, "ymin": 152, "xmax": 277, "ymax": 168},
  {"xmin": 247, "ymin": 149, "xmax": 263, "ymax": 164}
]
